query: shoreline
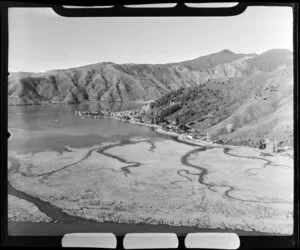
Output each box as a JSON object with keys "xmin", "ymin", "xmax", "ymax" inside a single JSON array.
[
  {"xmin": 8, "ymin": 220, "xmax": 278, "ymax": 236},
  {"xmin": 8, "ymin": 100, "xmax": 153, "ymax": 107},
  {"xmin": 7, "ymin": 156, "xmax": 276, "ymax": 236},
  {"xmin": 8, "ymin": 142, "xmax": 293, "ymax": 236},
  {"xmin": 8, "ymin": 152, "xmax": 288, "ymax": 236},
  {"xmin": 9, "ymin": 102, "xmax": 293, "ymax": 156},
  {"xmin": 100, "ymin": 110, "xmax": 227, "ymax": 148},
  {"xmin": 8, "ymin": 107, "xmax": 293, "ymax": 235},
  {"xmin": 103, "ymin": 112, "xmax": 262, "ymax": 151},
  {"xmin": 99, "ymin": 109, "xmax": 293, "ymax": 157}
]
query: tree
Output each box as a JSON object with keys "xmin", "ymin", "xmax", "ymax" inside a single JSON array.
[
  {"xmin": 175, "ymin": 115, "xmax": 180, "ymax": 126},
  {"xmin": 179, "ymin": 123, "xmax": 189, "ymax": 132}
]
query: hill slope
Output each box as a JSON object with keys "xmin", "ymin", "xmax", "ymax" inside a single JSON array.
[
  {"xmin": 8, "ymin": 49, "xmax": 293, "ymax": 146},
  {"xmin": 167, "ymin": 49, "xmax": 257, "ymax": 69},
  {"xmin": 8, "ymin": 50, "xmax": 255, "ymax": 105},
  {"xmin": 148, "ymin": 49, "xmax": 293, "ymax": 146}
]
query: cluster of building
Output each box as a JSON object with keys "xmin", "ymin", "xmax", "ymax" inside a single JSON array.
[
  {"xmin": 259, "ymin": 138, "xmax": 284, "ymax": 153},
  {"xmin": 74, "ymin": 108, "xmax": 290, "ymax": 153},
  {"xmin": 74, "ymin": 109, "xmax": 112, "ymax": 118},
  {"xmin": 111, "ymin": 109, "xmax": 212, "ymax": 142},
  {"xmin": 157, "ymin": 118, "xmax": 211, "ymax": 140},
  {"xmin": 110, "ymin": 110, "xmax": 148, "ymax": 123},
  {"xmin": 74, "ymin": 108, "xmax": 150, "ymax": 124}
]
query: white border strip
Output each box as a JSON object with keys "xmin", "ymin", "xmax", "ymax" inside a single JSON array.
[
  {"xmin": 62, "ymin": 6, "xmax": 114, "ymax": 9},
  {"xmin": 62, "ymin": 233, "xmax": 117, "ymax": 248},
  {"xmin": 124, "ymin": 3, "xmax": 177, "ymax": 8},
  {"xmin": 184, "ymin": 3, "xmax": 239, "ymax": 8},
  {"xmin": 123, "ymin": 233, "xmax": 178, "ymax": 249},
  {"xmin": 185, "ymin": 233, "xmax": 240, "ymax": 249}
]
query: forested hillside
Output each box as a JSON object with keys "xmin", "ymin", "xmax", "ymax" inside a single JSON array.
[
  {"xmin": 148, "ymin": 49, "xmax": 293, "ymax": 146},
  {"xmin": 8, "ymin": 49, "xmax": 255, "ymax": 105},
  {"xmin": 8, "ymin": 49, "xmax": 293, "ymax": 146}
]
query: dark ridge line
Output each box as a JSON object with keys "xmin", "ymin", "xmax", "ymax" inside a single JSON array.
[
  {"xmin": 97, "ymin": 139, "xmax": 158, "ymax": 175},
  {"xmin": 223, "ymin": 148, "xmax": 292, "ymax": 174},
  {"xmin": 177, "ymin": 170, "xmax": 193, "ymax": 182},
  {"xmin": 180, "ymin": 147, "xmax": 291, "ymax": 204},
  {"xmin": 7, "ymin": 139, "xmax": 151, "ymax": 224},
  {"xmin": 175, "ymin": 169, "xmax": 202, "ymax": 182},
  {"xmin": 146, "ymin": 140, "xmax": 156, "ymax": 152},
  {"xmin": 10, "ymin": 139, "xmax": 150, "ymax": 180},
  {"xmin": 171, "ymin": 136, "xmax": 202, "ymax": 147},
  {"xmin": 10, "ymin": 138, "xmax": 156, "ymax": 181},
  {"xmin": 8, "ymin": 136, "xmax": 292, "ymax": 227},
  {"xmin": 9, "ymin": 145, "xmax": 105, "ymax": 180},
  {"xmin": 223, "ymin": 148, "xmax": 271, "ymax": 174},
  {"xmin": 97, "ymin": 140, "xmax": 142, "ymax": 176},
  {"xmin": 170, "ymin": 180, "xmax": 189, "ymax": 187},
  {"xmin": 8, "ymin": 158, "xmax": 92, "ymax": 224},
  {"xmin": 97, "ymin": 167, "xmax": 122, "ymax": 173},
  {"xmin": 170, "ymin": 173, "xmax": 190, "ymax": 189}
]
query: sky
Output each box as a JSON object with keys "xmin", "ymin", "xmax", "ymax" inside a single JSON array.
[{"xmin": 9, "ymin": 6, "xmax": 293, "ymax": 73}]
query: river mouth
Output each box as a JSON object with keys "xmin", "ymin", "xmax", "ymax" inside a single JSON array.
[
  {"xmin": 9, "ymin": 160, "xmax": 273, "ymax": 237},
  {"xmin": 8, "ymin": 142, "xmax": 288, "ymax": 237},
  {"xmin": 7, "ymin": 104, "xmax": 293, "ymax": 236}
]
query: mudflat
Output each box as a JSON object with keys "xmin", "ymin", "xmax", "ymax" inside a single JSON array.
[
  {"xmin": 8, "ymin": 194, "xmax": 52, "ymax": 223},
  {"xmin": 8, "ymin": 137, "xmax": 293, "ymax": 235}
]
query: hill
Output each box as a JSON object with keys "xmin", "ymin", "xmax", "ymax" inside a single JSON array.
[
  {"xmin": 167, "ymin": 49, "xmax": 257, "ymax": 69},
  {"xmin": 8, "ymin": 49, "xmax": 293, "ymax": 146},
  {"xmin": 148, "ymin": 49, "xmax": 293, "ymax": 146},
  {"xmin": 8, "ymin": 49, "xmax": 256, "ymax": 105}
]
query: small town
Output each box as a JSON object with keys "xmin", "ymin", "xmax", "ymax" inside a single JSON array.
[
  {"xmin": 75, "ymin": 108, "xmax": 209, "ymax": 138},
  {"xmin": 74, "ymin": 107, "xmax": 287, "ymax": 155}
]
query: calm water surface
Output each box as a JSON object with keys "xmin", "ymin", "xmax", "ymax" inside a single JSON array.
[
  {"xmin": 8, "ymin": 102, "xmax": 167, "ymax": 236},
  {"xmin": 7, "ymin": 102, "xmax": 267, "ymax": 236},
  {"xmin": 8, "ymin": 102, "xmax": 158, "ymax": 154}
]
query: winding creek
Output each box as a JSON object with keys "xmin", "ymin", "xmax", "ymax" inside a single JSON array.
[
  {"xmin": 179, "ymin": 147, "xmax": 291, "ymax": 204},
  {"xmin": 97, "ymin": 140, "xmax": 142, "ymax": 176},
  {"xmin": 8, "ymin": 135, "xmax": 291, "ymax": 235},
  {"xmin": 223, "ymin": 148, "xmax": 292, "ymax": 173},
  {"xmin": 7, "ymin": 104, "xmax": 292, "ymax": 235}
]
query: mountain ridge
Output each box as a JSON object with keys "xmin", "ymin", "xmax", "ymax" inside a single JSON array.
[
  {"xmin": 9, "ymin": 49, "xmax": 292, "ymax": 106},
  {"xmin": 8, "ymin": 49, "xmax": 293, "ymax": 146},
  {"xmin": 10, "ymin": 49, "xmax": 262, "ymax": 75},
  {"xmin": 147, "ymin": 49, "xmax": 293, "ymax": 146},
  {"xmin": 165, "ymin": 49, "xmax": 258, "ymax": 70}
]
